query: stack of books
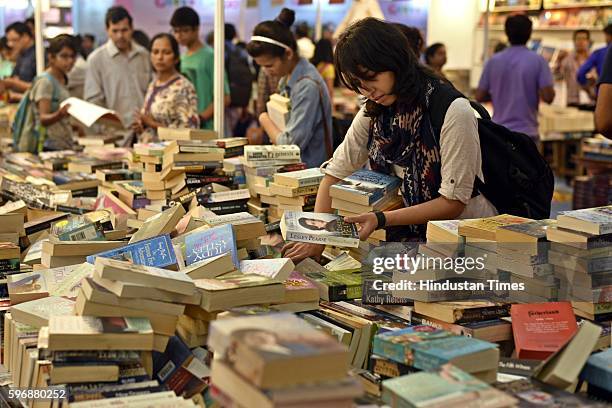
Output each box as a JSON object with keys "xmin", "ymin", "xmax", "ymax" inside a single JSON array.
[
  {"xmin": 573, "ymin": 174, "xmax": 611, "ymax": 210},
  {"xmin": 209, "ymin": 312, "xmax": 362, "ymax": 407},
  {"xmin": 373, "ymin": 325, "xmax": 500, "ymax": 383},
  {"xmin": 75, "ymin": 257, "xmax": 199, "ymax": 351},
  {"xmin": 330, "ymin": 170, "xmax": 402, "ymax": 245},
  {"xmin": 134, "ymin": 142, "xmax": 186, "ymax": 205},
  {"xmin": 196, "ymin": 211, "xmax": 267, "ymax": 256},
  {"xmin": 545, "ymin": 206, "xmax": 612, "ymax": 322},
  {"xmin": 266, "ymin": 94, "xmax": 291, "ymax": 131},
  {"xmin": 423, "ymin": 219, "xmax": 465, "ymax": 258},
  {"xmin": 260, "ymin": 167, "xmax": 324, "ymax": 220},
  {"xmin": 37, "ymin": 315, "xmax": 158, "ymax": 403},
  {"xmin": 177, "ymin": 305, "xmax": 217, "ymax": 348},
  {"xmin": 242, "ymin": 145, "xmax": 303, "ymax": 221},
  {"xmin": 496, "ymin": 219, "xmax": 559, "ymax": 303}
]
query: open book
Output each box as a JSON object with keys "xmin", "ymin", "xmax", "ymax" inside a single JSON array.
[{"xmin": 60, "ymin": 97, "xmax": 124, "ymax": 129}]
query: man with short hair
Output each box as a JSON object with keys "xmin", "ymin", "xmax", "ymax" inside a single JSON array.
[
  {"xmin": 84, "ymin": 6, "xmax": 151, "ymax": 128},
  {"xmin": 476, "ymin": 14, "xmax": 555, "ymax": 140},
  {"xmin": 170, "ymin": 6, "xmax": 230, "ymax": 131},
  {"xmin": 2, "ymin": 22, "xmax": 36, "ymax": 93},
  {"xmin": 555, "ymin": 29, "xmax": 591, "ymax": 106},
  {"xmin": 577, "ymin": 24, "xmax": 612, "ymax": 95}
]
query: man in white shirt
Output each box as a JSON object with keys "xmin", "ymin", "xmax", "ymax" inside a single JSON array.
[{"xmin": 84, "ymin": 6, "xmax": 152, "ymax": 128}]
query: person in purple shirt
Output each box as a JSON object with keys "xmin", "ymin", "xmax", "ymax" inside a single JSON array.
[
  {"xmin": 576, "ymin": 24, "xmax": 611, "ymax": 96},
  {"xmin": 595, "ymin": 46, "xmax": 612, "ymax": 138},
  {"xmin": 476, "ymin": 14, "xmax": 555, "ymax": 140}
]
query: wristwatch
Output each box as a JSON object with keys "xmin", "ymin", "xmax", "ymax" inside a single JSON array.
[{"xmin": 373, "ymin": 210, "xmax": 386, "ymax": 229}]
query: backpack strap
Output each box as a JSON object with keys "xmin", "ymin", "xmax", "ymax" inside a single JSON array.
[
  {"xmin": 296, "ymin": 75, "xmax": 333, "ymax": 160},
  {"xmin": 427, "ymin": 83, "xmax": 492, "ymax": 198}
]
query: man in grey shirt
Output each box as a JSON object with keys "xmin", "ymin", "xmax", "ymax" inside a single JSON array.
[{"xmin": 84, "ymin": 6, "xmax": 151, "ymax": 129}]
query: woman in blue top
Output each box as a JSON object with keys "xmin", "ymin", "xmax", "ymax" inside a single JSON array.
[{"xmin": 246, "ymin": 8, "xmax": 332, "ymax": 168}]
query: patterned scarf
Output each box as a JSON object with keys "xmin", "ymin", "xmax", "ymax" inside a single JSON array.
[{"xmin": 368, "ymin": 79, "xmax": 442, "ymax": 241}]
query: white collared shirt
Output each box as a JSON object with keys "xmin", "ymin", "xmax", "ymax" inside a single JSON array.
[{"xmin": 84, "ymin": 40, "xmax": 152, "ymax": 127}]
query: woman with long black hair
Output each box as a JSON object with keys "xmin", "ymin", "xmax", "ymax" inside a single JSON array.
[{"xmin": 282, "ymin": 18, "xmax": 498, "ymax": 262}]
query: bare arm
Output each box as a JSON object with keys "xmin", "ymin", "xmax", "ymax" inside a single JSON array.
[
  {"xmin": 4, "ymin": 77, "xmax": 31, "ymax": 93},
  {"xmin": 282, "ymin": 174, "xmax": 340, "ymax": 262},
  {"xmin": 595, "ymin": 83, "xmax": 612, "ymax": 139},
  {"xmin": 37, "ymin": 99, "xmax": 69, "ymax": 127},
  {"xmin": 474, "ymin": 88, "xmax": 490, "ymax": 103},
  {"xmin": 539, "ymin": 86, "xmax": 555, "ymax": 104}
]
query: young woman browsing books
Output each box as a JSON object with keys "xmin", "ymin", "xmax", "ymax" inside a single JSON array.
[
  {"xmin": 246, "ymin": 8, "xmax": 332, "ymax": 168},
  {"xmin": 27, "ymin": 34, "xmax": 78, "ymax": 152},
  {"xmin": 283, "ymin": 18, "xmax": 498, "ymax": 262},
  {"xmin": 131, "ymin": 33, "xmax": 199, "ymax": 143}
]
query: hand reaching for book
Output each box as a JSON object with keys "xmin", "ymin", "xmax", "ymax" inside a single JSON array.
[
  {"xmin": 281, "ymin": 241, "xmax": 324, "ymax": 263},
  {"xmin": 343, "ymin": 213, "xmax": 377, "ymax": 240}
]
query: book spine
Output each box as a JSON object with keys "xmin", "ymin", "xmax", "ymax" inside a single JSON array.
[
  {"xmin": 298, "ymin": 176, "xmax": 324, "ymax": 188},
  {"xmin": 455, "ymin": 306, "xmax": 509, "ymax": 323},
  {"xmin": 327, "ymin": 284, "xmax": 348, "ymax": 302},
  {"xmin": 588, "ymin": 257, "xmax": 612, "ymax": 273}
]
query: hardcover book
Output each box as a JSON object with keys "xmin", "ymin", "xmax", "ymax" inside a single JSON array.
[
  {"xmin": 86, "ymin": 234, "xmax": 177, "ymax": 269},
  {"xmin": 510, "ymin": 302, "xmax": 578, "ymax": 360},
  {"xmin": 329, "ymin": 169, "xmax": 401, "ymax": 206},
  {"xmin": 280, "ymin": 211, "xmax": 360, "ymax": 248}
]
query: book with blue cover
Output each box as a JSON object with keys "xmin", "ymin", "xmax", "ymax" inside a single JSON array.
[
  {"xmin": 86, "ymin": 234, "xmax": 177, "ymax": 269},
  {"xmin": 579, "ymin": 348, "xmax": 612, "ymax": 392},
  {"xmin": 329, "ymin": 169, "xmax": 401, "ymax": 206},
  {"xmin": 411, "ymin": 336, "xmax": 499, "ymax": 373},
  {"xmin": 184, "ymin": 224, "xmax": 238, "ymax": 267},
  {"xmin": 383, "ymin": 364, "xmax": 517, "ymax": 407},
  {"xmin": 372, "ymin": 326, "xmax": 453, "ymax": 365}
]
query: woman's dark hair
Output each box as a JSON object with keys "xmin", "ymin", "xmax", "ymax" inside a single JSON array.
[
  {"xmin": 335, "ymin": 18, "xmax": 439, "ymax": 116},
  {"xmin": 171, "ymin": 7, "xmax": 200, "ymax": 29},
  {"xmin": 0, "ymin": 37, "xmax": 10, "ymax": 52},
  {"xmin": 247, "ymin": 8, "xmax": 297, "ymax": 58},
  {"xmin": 504, "ymin": 14, "xmax": 532, "ymax": 45},
  {"xmin": 133, "ymin": 30, "xmax": 151, "ymax": 51},
  {"xmin": 424, "ymin": 42, "xmax": 444, "ymax": 65},
  {"xmin": 150, "ymin": 33, "xmax": 181, "ymax": 72},
  {"xmin": 391, "ymin": 23, "xmax": 424, "ymax": 58},
  {"xmin": 311, "ymin": 39, "xmax": 333, "ymax": 66},
  {"xmin": 5, "ymin": 22, "xmax": 32, "ymax": 38},
  {"xmin": 298, "ymin": 217, "xmax": 325, "ymax": 231},
  {"xmin": 47, "ymin": 34, "xmax": 77, "ymax": 57},
  {"xmin": 105, "ymin": 6, "xmax": 132, "ymax": 28}
]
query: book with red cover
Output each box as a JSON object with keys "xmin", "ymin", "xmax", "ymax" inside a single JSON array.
[{"xmin": 510, "ymin": 302, "xmax": 577, "ymax": 360}]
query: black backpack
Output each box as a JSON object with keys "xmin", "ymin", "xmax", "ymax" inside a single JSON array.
[
  {"xmin": 428, "ymin": 84, "xmax": 554, "ymax": 219},
  {"xmin": 226, "ymin": 46, "xmax": 254, "ymax": 108}
]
